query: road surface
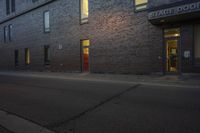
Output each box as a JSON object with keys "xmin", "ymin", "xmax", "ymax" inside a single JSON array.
[{"xmin": 0, "ymin": 75, "xmax": 199, "ymax": 133}]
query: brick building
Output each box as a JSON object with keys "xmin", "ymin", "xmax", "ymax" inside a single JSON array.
[{"xmin": 0, "ymin": 0, "xmax": 200, "ymax": 74}]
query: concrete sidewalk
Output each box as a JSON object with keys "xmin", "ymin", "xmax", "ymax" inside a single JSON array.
[{"xmin": 0, "ymin": 71, "xmax": 200, "ymax": 88}]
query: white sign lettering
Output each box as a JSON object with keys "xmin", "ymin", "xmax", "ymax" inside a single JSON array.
[{"xmin": 148, "ymin": 1, "xmax": 200, "ymax": 20}]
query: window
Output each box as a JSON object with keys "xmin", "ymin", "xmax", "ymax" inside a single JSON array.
[
  {"xmin": 32, "ymin": 0, "xmax": 39, "ymax": 2},
  {"xmin": 135, "ymin": 0, "xmax": 148, "ymax": 12},
  {"xmin": 80, "ymin": 0, "xmax": 89, "ymax": 24},
  {"xmin": 6, "ymin": 0, "xmax": 15, "ymax": 15},
  {"xmin": 11, "ymin": 0, "xmax": 15, "ymax": 12},
  {"xmin": 6, "ymin": 0, "xmax": 10, "ymax": 15},
  {"xmin": 164, "ymin": 28, "xmax": 180, "ymax": 38},
  {"xmin": 4, "ymin": 26, "xmax": 8, "ymax": 43},
  {"xmin": 8, "ymin": 24, "xmax": 13, "ymax": 42},
  {"xmin": 4, "ymin": 25, "xmax": 13, "ymax": 43},
  {"xmin": 44, "ymin": 11, "xmax": 50, "ymax": 32},
  {"xmin": 14, "ymin": 50, "xmax": 19, "ymax": 67},
  {"xmin": 25, "ymin": 48, "xmax": 30, "ymax": 65},
  {"xmin": 194, "ymin": 24, "xmax": 200, "ymax": 65},
  {"xmin": 44, "ymin": 45, "xmax": 50, "ymax": 65}
]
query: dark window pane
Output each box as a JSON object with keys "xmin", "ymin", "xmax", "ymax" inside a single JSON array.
[
  {"xmin": 32, "ymin": 0, "xmax": 39, "ymax": 2},
  {"xmin": 6, "ymin": 0, "xmax": 10, "ymax": 15},
  {"xmin": 8, "ymin": 24, "xmax": 13, "ymax": 42},
  {"xmin": 44, "ymin": 45, "xmax": 50, "ymax": 65},
  {"xmin": 11, "ymin": 0, "xmax": 15, "ymax": 12},
  {"xmin": 4, "ymin": 26, "xmax": 8, "ymax": 43},
  {"xmin": 15, "ymin": 50, "xmax": 19, "ymax": 67}
]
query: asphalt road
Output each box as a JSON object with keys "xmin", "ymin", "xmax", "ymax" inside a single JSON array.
[
  {"xmin": 0, "ymin": 75, "xmax": 200, "ymax": 133},
  {"xmin": 0, "ymin": 126, "xmax": 11, "ymax": 133}
]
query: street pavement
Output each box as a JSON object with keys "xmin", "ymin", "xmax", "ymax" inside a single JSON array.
[
  {"xmin": 0, "ymin": 126, "xmax": 11, "ymax": 133},
  {"xmin": 0, "ymin": 73, "xmax": 200, "ymax": 133}
]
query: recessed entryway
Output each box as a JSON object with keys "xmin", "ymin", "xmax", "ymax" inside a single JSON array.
[
  {"xmin": 164, "ymin": 28, "xmax": 180, "ymax": 73},
  {"xmin": 166, "ymin": 39, "xmax": 178, "ymax": 72}
]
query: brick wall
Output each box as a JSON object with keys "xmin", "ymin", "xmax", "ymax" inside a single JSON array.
[
  {"xmin": 0, "ymin": 0, "xmax": 163, "ymax": 74},
  {"xmin": 89, "ymin": 0, "xmax": 163, "ymax": 74}
]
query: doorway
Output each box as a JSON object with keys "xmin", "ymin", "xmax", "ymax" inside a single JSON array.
[
  {"xmin": 81, "ymin": 40, "xmax": 90, "ymax": 72},
  {"xmin": 164, "ymin": 28, "xmax": 180, "ymax": 73},
  {"xmin": 166, "ymin": 39, "xmax": 178, "ymax": 72}
]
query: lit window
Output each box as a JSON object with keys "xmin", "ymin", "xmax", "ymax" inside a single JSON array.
[
  {"xmin": 25, "ymin": 48, "xmax": 30, "ymax": 65},
  {"xmin": 44, "ymin": 11, "xmax": 50, "ymax": 32},
  {"xmin": 44, "ymin": 45, "xmax": 50, "ymax": 65},
  {"xmin": 82, "ymin": 40, "xmax": 90, "ymax": 47},
  {"xmin": 80, "ymin": 0, "xmax": 89, "ymax": 24},
  {"xmin": 194, "ymin": 24, "xmax": 200, "ymax": 65},
  {"xmin": 135, "ymin": 0, "xmax": 148, "ymax": 11},
  {"xmin": 164, "ymin": 28, "xmax": 180, "ymax": 38}
]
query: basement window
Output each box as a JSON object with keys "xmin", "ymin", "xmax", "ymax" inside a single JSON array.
[
  {"xmin": 4, "ymin": 26, "xmax": 8, "ymax": 43},
  {"xmin": 135, "ymin": 0, "xmax": 148, "ymax": 12},
  {"xmin": 25, "ymin": 48, "xmax": 30, "ymax": 65},
  {"xmin": 14, "ymin": 50, "xmax": 19, "ymax": 67},
  {"xmin": 44, "ymin": 45, "xmax": 50, "ymax": 65}
]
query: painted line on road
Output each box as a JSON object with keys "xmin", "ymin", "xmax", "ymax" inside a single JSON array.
[
  {"xmin": 0, "ymin": 110, "xmax": 56, "ymax": 133},
  {"xmin": 0, "ymin": 72, "xmax": 199, "ymax": 89}
]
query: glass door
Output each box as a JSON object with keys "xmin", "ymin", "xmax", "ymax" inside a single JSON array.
[
  {"xmin": 164, "ymin": 28, "xmax": 180, "ymax": 73},
  {"xmin": 166, "ymin": 39, "xmax": 178, "ymax": 72}
]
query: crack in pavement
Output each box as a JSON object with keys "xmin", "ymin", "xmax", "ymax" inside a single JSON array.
[
  {"xmin": 0, "ymin": 110, "xmax": 56, "ymax": 133},
  {"xmin": 0, "ymin": 125, "xmax": 14, "ymax": 133},
  {"xmin": 46, "ymin": 84, "xmax": 141, "ymax": 128}
]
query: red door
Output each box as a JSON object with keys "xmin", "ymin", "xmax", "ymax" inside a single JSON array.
[
  {"xmin": 83, "ymin": 47, "xmax": 89, "ymax": 72},
  {"xmin": 82, "ymin": 40, "xmax": 90, "ymax": 72}
]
